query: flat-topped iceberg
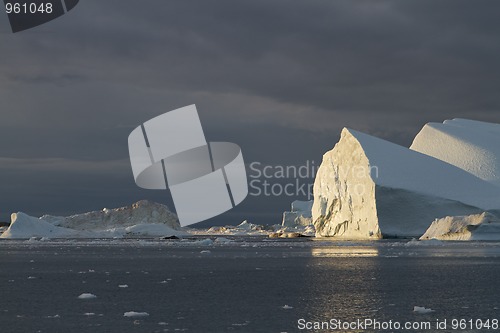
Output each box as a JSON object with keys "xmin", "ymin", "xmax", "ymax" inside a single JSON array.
[
  {"xmin": 411, "ymin": 119, "xmax": 500, "ymax": 187},
  {"xmin": 312, "ymin": 127, "xmax": 500, "ymax": 238}
]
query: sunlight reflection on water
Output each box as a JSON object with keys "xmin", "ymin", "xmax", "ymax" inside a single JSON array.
[{"xmin": 311, "ymin": 247, "xmax": 379, "ymax": 257}]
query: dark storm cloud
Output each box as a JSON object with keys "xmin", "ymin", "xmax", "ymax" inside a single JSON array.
[{"xmin": 1, "ymin": 0, "xmax": 500, "ymax": 223}]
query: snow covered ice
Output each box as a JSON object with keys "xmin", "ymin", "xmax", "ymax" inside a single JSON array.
[
  {"xmin": 312, "ymin": 122, "xmax": 500, "ymax": 239},
  {"xmin": 411, "ymin": 118, "xmax": 500, "ymax": 187}
]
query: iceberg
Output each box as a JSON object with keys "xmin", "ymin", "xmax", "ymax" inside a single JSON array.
[
  {"xmin": 312, "ymin": 127, "xmax": 500, "ymax": 238},
  {"xmin": 411, "ymin": 119, "xmax": 500, "ymax": 187},
  {"xmin": 0, "ymin": 200, "xmax": 184, "ymax": 239},
  {"xmin": 1, "ymin": 212, "xmax": 84, "ymax": 238},
  {"xmin": 41, "ymin": 200, "xmax": 180, "ymax": 231},
  {"xmin": 420, "ymin": 212, "xmax": 500, "ymax": 241},
  {"xmin": 282, "ymin": 200, "xmax": 313, "ymax": 227}
]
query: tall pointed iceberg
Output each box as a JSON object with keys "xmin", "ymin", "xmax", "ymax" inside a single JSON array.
[{"xmin": 312, "ymin": 127, "xmax": 500, "ymax": 238}]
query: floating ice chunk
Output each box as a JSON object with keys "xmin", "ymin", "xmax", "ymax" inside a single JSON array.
[
  {"xmin": 282, "ymin": 200, "xmax": 313, "ymax": 227},
  {"xmin": 269, "ymin": 231, "xmax": 311, "ymax": 238},
  {"xmin": 234, "ymin": 220, "xmax": 266, "ymax": 233},
  {"xmin": 45, "ymin": 314, "xmax": 60, "ymax": 318},
  {"xmin": 236, "ymin": 220, "xmax": 253, "ymax": 230},
  {"xmin": 124, "ymin": 223, "xmax": 182, "ymax": 237},
  {"xmin": 214, "ymin": 237, "xmax": 233, "ymax": 243},
  {"xmin": 124, "ymin": 311, "xmax": 149, "ymax": 318},
  {"xmin": 405, "ymin": 239, "xmax": 443, "ymax": 246},
  {"xmin": 420, "ymin": 212, "xmax": 500, "ymax": 241},
  {"xmin": 413, "ymin": 306, "xmax": 435, "ymax": 314},
  {"xmin": 193, "ymin": 238, "xmax": 213, "ymax": 246},
  {"xmin": 77, "ymin": 293, "xmax": 97, "ymax": 299},
  {"xmin": 195, "ymin": 222, "xmax": 272, "ymax": 236}
]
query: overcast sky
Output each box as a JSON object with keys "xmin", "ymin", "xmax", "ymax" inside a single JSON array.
[{"xmin": 1, "ymin": 0, "xmax": 500, "ymax": 225}]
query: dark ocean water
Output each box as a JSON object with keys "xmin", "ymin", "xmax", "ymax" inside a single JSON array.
[{"xmin": 1, "ymin": 238, "xmax": 499, "ymax": 333}]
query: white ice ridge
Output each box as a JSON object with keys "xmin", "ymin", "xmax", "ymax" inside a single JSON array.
[
  {"xmin": 0, "ymin": 200, "xmax": 185, "ymax": 239},
  {"xmin": 312, "ymin": 128, "xmax": 500, "ymax": 238},
  {"xmin": 411, "ymin": 118, "xmax": 500, "ymax": 187}
]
